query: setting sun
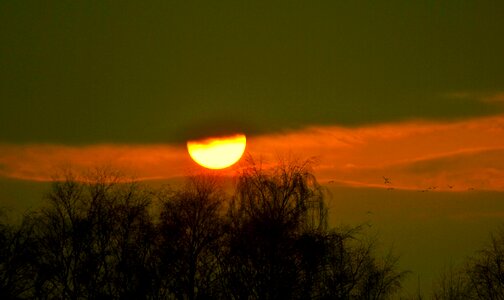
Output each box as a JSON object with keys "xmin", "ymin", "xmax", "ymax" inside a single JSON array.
[{"xmin": 187, "ymin": 134, "xmax": 246, "ymax": 169}]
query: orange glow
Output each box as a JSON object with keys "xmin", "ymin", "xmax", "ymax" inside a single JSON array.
[
  {"xmin": 187, "ymin": 134, "xmax": 246, "ymax": 169},
  {"xmin": 2, "ymin": 115, "xmax": 504, "ymax": 191}
]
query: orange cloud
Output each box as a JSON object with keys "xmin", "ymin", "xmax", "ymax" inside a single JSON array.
[
  {"xmin": 445, "ymin": 90, "xmax": 504, "ymax": 105},
  {"xmin": 0, "ymin": 144, "xmax": 193, "ymax": 181},
  {"xmin": 1, "ymin": 114, "xmax": 504, "ymax": 191},
  {"xmin": 246, "ymin": 115, "xmax": 504, "ymax": 191},
  {"xmin": 482, "ymin": 92, "xmax": 504, "ymax": 104}
]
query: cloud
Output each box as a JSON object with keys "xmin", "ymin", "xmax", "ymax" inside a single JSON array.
[
  {"xmin": 0, "ymin": 144, "xmax": 193, "ymax": 182},
  {"xmin": 482, "ymin": 92, "xmax": 504, "ymax": 104},
  {"xmin": 327, "ymin": 148, "xmax": 504, "ymax": 191},
  {"xmin": 445, "ymin": 90, "xmax": 504, "ymax": 104},
  {"xmin": 1, "ymin": 114, "xmax": 504, "ymax": 190},
  {"xmin": 246, "ymin": 114, "xmax": 504, "ymax": 191}
]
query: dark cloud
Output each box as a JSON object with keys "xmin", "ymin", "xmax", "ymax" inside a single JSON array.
[{"xmin": 1, "ymin": 1, "xmax": 504, "ymax": 144}]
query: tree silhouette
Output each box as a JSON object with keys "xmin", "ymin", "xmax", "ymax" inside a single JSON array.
[
  {"xmin": 156, "ymin": 175, "xmax": 226, "ymax": 299},
  {"xmin": 0, "ymin": 159, "xmax": 406, "ymax": 299},
  {"xmin": 221, "ymin": 158, "xmax": 406, "ymax": 299},
  {"xmin": 433, "ymin": 228, "xmax": 504, "ymax": 299},
  {"xmin": 432, "ymin": 265, "xmax": 472, "ymax": 300},
  {"xmin": 466, "ymin": 229, "xmax": 504, "ymax": 299},
  {"xmin": 31, "ymin": 169, "xmax": 156, "ymax": 299},
  {"xmin": 223, "ymin": 158, "xmax": 325, "ymax": 299},
  {"xmin": 0, "ymin": 212, "xmax": 38, "ymax": 299}
]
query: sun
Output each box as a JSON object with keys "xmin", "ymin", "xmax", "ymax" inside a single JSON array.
[{"xmin": 187, "ymin": 134, "xmax": 246, "ymax": 169}]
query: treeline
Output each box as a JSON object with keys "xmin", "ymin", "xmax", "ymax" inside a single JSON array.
[
  {"xmin": 0, "ymin": 160, "xmax": 406, "ymax": 299},
  {"xmin": 431, "ymin": 229, "xmax": 504, "ymax": 299}
]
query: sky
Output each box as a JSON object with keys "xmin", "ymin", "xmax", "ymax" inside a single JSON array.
[
  {"xmin": 2, "ymin": 1, "xmax": 504, "ymax": 144},
  {"xmin": 2, "ymin": 1, "xmax": 504, "ymax": 296}
]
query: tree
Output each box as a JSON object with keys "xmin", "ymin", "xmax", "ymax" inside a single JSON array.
[
  {"xmin": 432, "ymin": 228, "xmax": 504, "ymax": 299},
  {"xmin": 0, "ymin": 212, "xmax": 38, "ymax": 299},
  {"xmin": 0, "ymin": 158, "xmax": 407, "ymax": 299},
  {"xmin": 32, "ymin": 169, "xmax": 156, "ymax": 299},
  {"xmin": 223, "ymin": 158, "xmax": 326, "ymax": 299},
  {"xmin": 222, "ymin": 157, "xmax": 406, "ymax": 299},
  {"xmin": 432, "ymin": 265, "xmax": 473, "ymax": 300},
  {"xmin": 156, "ymin": 175, "xmax": 227, "ymax": 299},
  {"xmin": 294, "ymin": 226, "xmax": 407, "ymax": 299},
  {"xmin": 230, "ymin": 157, "xmax": 327, "ymax": 232},
  {"xmin": 466, "ymin": 229, "xmax": 504, "ymax": 300}
]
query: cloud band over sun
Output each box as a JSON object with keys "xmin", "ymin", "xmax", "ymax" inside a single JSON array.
[{"xmin": 2, "ymin": 114, "xmax": 504, "ymax": 191}]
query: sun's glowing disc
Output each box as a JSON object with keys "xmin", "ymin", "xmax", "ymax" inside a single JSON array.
[{"xmin": 187, "ymin": 134, "xmax": 246, "ymax": 169}]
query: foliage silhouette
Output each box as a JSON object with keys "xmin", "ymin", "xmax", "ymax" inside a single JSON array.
[{"xmin": 0, "ymin": 160, "xmax": 406, "ymax": 299}]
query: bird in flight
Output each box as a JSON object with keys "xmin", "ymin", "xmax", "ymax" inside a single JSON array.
[{"xmin": 383, "ymin": 176, "xmax": 392, "ymax": 184}]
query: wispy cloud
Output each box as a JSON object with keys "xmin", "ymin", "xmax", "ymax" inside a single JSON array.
[
  {"xmin": 247, "ymin": 115, "xmax": 504, "ymax": 191},
  {"xmin": 481, "ymin": 92, "xmax": 504, "ymax": 104},
  {"xmin": 0, "ymin": 144, "xmax": 192, "ymax": 181},
  {"xmin": 445, "ymin": 90, "xmax": 504, "ymax": 104},
  {"xmin": 1, "ymin": 115, "xmax": 504, "ymax": 190}
]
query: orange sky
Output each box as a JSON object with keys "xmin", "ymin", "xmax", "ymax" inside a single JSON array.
[{"xmin": 2, "ymin": 114, "xmax": 504, "ymax": 191}]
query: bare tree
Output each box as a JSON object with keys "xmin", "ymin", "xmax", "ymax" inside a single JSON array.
[
  {"xmin": 432, "ymin": 265, "xmax": 473, "ymax": 300},
  {"xmin": 432, "ymin": 228, "xmax": 504, "ymax": 300},
  {"xmin": 0, "ymin": 212, "xmax": 38, "ymax": 299},
  {"xmin": 32, "ymin": 169, "xmax": 157, "ymax": 299},
  {"xmin": 298, "ymin": 226, "xmax": 407, "ymax": 299},
  {"xmin": 222, "ymin": 158, "xmax": 406, "ymax": 299},
  {"xmin": 466, "ymin": 229, "xmax": 504, "ymax": 300},
  {"xmin": 0, "ymin": 159, "xmax": 407, "ymax": 299},
  {"xmin": 222, "ymin": 158, "xmax": 325, "ymax": 299},
  {"xmin": 157, "ymin": 175, "xmax": 227, "ymax": 300},
  {"xmin": 230, "ymin": 157, "xmax": 327, "ymax": 233}
]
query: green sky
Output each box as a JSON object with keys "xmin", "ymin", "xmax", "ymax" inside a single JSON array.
[{"xmin": 2, "ymin": 1, "xmax": 504, "ymax": 144}]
